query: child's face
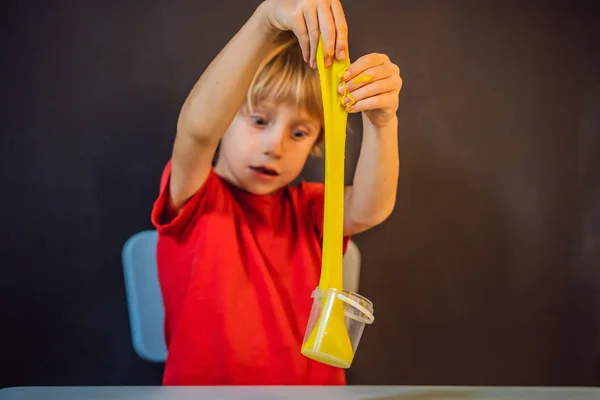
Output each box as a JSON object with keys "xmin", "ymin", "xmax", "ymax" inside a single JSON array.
[{"xmin": 215, "ymin": 101, "xmax": 321, "ymax": 195}]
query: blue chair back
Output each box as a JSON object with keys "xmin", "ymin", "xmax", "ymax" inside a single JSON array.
[{"xmin": 122, "ymin": 230, "xmax": 167, "ymax": 362}]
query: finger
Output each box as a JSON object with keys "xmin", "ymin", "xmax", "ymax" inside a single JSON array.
[
  {"xmin": 292, "ymin": 12, "xmax": 311, "ymax": 64},
  {"xmin": 343, "ymin": 53, "xmax": 389, "ymax": 82},
  {"xmin": 317, "ymin": 0, "xmax": 336, "ymax": 67},
  {"xmin": 330, "ymin": 0, "xmax": 348, "ymax": 60},
  {"xmin": 340, "ymin": 76, "xmax": 398, "ymax": 107},
  {"xmin": 347, "ymin": 92, "xmax": 399, "ymax": 114},
  {"xmin": 303, "ymin": 7, "xmax": 319, "ymax": 69},
  {"xmin": 338, "ymin": 62, "xmax": 400, "ymax": 94}
]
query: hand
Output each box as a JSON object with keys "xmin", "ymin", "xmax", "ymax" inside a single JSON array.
[
  {"xmin": 338, "ymin": 53, "xmax": 402, "ymax": 128},
  {"xmin": 262, "ymin": 0, "xmax": 348, "ymax": 69}
]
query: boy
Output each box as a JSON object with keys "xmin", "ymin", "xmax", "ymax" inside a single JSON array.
[{"xmin": 151, "ymin": 0, "xmax": 402, "ymax": 386}]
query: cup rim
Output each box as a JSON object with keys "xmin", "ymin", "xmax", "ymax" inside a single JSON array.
[
  {"xmin": 311, "ymin": 287, "xmax": 373, "ymax": 305},
  {"xmin": 310, "ymin": 287, "xmax": 375, "ymax": 323}
]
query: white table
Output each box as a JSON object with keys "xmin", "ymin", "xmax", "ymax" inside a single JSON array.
[{"xmin": 1, "ymin": 386, "xmax": 599, "ymax": 400}]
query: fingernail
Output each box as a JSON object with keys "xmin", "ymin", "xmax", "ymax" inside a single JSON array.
[
  {"xmin": 338, "ymin": 83, "xmax": 344, "ymax": 94},
  {"xmin": 343, "ymin": 70, "xmax": 350, "ymax": 80},
  {"xmin": 338, "ymin": 50, "xmax": 346, "ymax": 60},
  {"xmin": 343, "ymin": 96, "xmax": 351, "ymax": 105},
  {"xmin": 325, "ymin": 57, "xmax": 332, "ymax": 67}
]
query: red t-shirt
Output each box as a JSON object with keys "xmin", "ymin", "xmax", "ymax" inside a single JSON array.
[{"xmin": 150, "ymin": 160, "xmax": 349, "ymax": 385}]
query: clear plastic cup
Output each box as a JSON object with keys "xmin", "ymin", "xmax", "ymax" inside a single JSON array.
[{"xmin": 301, "ymin": 287, "xmax": 375, "ymax": 368}]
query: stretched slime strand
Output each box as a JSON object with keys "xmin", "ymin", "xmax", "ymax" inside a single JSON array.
[
  {"xmin": 301, "ymin": 36, "xmax": 354, "ymax": 368},
  {"xmin": 318, "ymin": 40, "xmax": 347, "ymax": 291}
]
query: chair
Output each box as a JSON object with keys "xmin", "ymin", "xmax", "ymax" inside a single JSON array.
[
  {"xmin": 343, "ymin": 240, "xmax": 362, "ymax": 293},
  {"xmin": 122, "ymin": 230, "xmax": 362, "ymax": 363},
  {"xmin": 122, "ymin": 230, "xmax": 167, "ymax": 362}
]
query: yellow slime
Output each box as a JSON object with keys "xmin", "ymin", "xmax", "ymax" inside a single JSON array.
[
  {"xmin": 352, "ymin": 73, "xmax": 373, "ymax": 84},
  {"xmin": 301, "ymin": 36, "xmax": 354, "ymax": 368}
]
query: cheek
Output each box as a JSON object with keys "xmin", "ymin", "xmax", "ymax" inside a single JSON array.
[
  {"xmin": 287, "ymin": 141, "xmax": 314, "ymax": 169},
  {"xmin": 224, "ymin": 139, "xmax": 254, "ymax": 163}
]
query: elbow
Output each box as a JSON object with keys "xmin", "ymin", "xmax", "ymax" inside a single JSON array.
[
  {"xmin": 345, "ymin": 201, "xmax": 395, "ymax": 236},
  {"xmin": 178, "ymin": 105, "xmax": 205, "ymax": 137},
  {"xmin": 369, "ymin": 203, "xmax": 395, "ymax": 227},
  {"xmin": 177, "ymin": 109, "xmax": 220, "ymax": 145},
  {"xmin": 369, "ymin": 192, "xmax": 397, "ymax": 226},
  {"xmin": 177, "ymin": 93, "xmax": 224, "ymax": 142}
]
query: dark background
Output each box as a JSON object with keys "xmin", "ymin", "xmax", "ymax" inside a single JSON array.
[{"xmin": 1, "ymin": 0, "xmax": 599, "ymax": 388}]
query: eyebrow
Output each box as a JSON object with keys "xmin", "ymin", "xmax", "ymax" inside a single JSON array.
[
  {"xmin": 252, "ymin": 102, "xmax": 321, "ymax": 130},
  {"xmin": 296, "ymin": 119, "xmax": 320, "ymax": 132}
]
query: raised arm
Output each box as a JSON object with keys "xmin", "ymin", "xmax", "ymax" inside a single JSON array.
[
  {"xmin": 341, "ymin": 53, "xmax": 403, "ymax": 236},
  {"xmin": 169, "ymin": 3, "xmax": 279, "ymax": 212}
]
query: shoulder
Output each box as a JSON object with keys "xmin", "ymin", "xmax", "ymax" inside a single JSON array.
[{"xmin": 152, "ymin": 161, "xmax": 231, "ymax": 235}]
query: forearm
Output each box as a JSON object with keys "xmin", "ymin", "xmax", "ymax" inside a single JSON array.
[
  {"xmin": 345, "ymin": 116, "xmax": 399, "ymax": 233},
  {"xmin": 177, "ymin": 2, "xmax": 278, "ymax": 143}
]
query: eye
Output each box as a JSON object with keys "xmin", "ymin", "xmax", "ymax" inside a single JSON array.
[
  {"xmin": 251, "ymin": 115, "xmax": 268, "ymax": 126},
  {"xmin": 292, "ymin": 130, "xmax": 307, "ymax": 140}
]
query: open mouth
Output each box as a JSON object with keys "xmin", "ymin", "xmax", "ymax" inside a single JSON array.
[{"xmin": 250, "ymin": 166, "xmax": 279, "ymax": 177}]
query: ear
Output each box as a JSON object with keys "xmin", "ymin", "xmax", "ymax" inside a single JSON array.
[
  {"xmin": 309, "ymin": 129, "xmax": 324, "ymax": 157},
  {"xmin": 310, "ymin": 143, "xmax": 323, "ymax": 157}
]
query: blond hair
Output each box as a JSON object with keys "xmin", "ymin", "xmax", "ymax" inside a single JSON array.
[{"xmin": 245, "ymin": 31, "xmax": 324, "ymax": 155}]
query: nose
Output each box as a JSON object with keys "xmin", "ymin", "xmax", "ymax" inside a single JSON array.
[{"xmin": 263, "ymin": 125, "xmax": 285, "ymax": 159}]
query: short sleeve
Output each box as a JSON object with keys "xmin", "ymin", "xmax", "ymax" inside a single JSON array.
[
  {"xmin": 300, "ymin": 181, "xmax": 351, "ymax": 254},
  {"xmin": 150, "ymin": 159, "xmax": 221, "ymax": 238}
]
